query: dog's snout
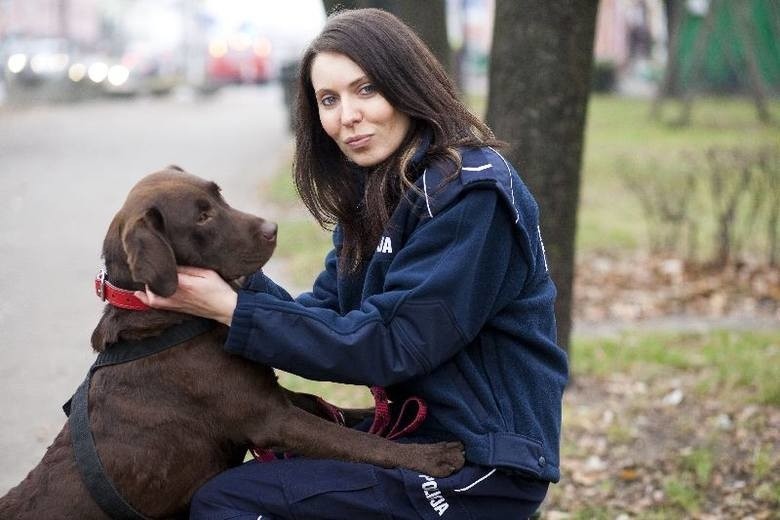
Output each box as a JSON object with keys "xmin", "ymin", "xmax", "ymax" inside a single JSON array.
[{"xmin": 261, "ymin": 221, "xmax": 278, "ymax": 241}]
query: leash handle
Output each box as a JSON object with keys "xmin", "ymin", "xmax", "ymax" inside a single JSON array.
[{"xmin": 368, "ymin": 386, "xmax": 427, "ymax": 440}]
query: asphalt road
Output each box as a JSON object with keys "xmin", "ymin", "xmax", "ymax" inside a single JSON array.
[{"xmin": 0, "ymin": 84, "xmax": 292, "ymax": 494}]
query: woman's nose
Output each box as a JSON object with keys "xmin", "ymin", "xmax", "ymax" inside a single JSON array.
[{"xmin": 341, "ymin": 99, "xmax": 362, "ymax": 126}]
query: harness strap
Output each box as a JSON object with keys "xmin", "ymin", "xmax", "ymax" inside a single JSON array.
[
  {"xmin": 70, "ymin": 376, "xmax": 151, "ymax": 520},
  {"xmin": 92, "ymin": 318, "xmax": 216, "ymax": 369},
  {"xmin": 64, "ymin": 318, "xmax": 218, "ymax": 520},
  {"xmin": 63, "ymin": 318, "xmax": 216, "ymax": 416}
]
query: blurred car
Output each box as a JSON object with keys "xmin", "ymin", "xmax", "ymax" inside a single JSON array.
[
  {"xmin": 4, "ymin": 37, "xmax": 71, "ymax": 85},
  {"xmin": 206, "ymin": 32, "xmax": 271, "ymax": 84},
  {"xmin": 102, "ymin": 42, "xmax": 182, "ymax": 96}
]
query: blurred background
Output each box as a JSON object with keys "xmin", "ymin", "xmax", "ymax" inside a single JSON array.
[
  {"xmin": 0, "ymin": 0, "xmax": 325, "ymax": 102},
  {"xmin": 1, "ymin": 0, "xmax": 778, "ymax": 517}
]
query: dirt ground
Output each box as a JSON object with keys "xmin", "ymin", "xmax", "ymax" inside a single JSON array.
[
  {"xmin": 543, "ymin": 372, "xmax": 779, "ymax": 518},
  {"xmin": 541, "ymin": 254, "xmax": 780, "ymax": 518}
]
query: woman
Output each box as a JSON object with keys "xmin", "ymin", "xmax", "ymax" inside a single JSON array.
[{"xmin": 139, "ymin": 8, "xmax": 568, "ymax": 519}]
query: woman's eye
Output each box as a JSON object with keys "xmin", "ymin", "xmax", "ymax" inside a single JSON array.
[
  {"xmin": 359, "ymin": 83, "xmax": 376, "ymax": 95},
  {"xmin": 320, "ymin": 95, "xmax": 336, "ymax": 107}
]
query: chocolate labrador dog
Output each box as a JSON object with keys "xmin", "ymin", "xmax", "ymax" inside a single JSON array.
[{"xmin": 0, "ymin": 167, "xmax": 464, "ymax": 519}]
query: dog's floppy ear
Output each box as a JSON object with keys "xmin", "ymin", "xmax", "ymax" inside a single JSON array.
[{"xmin": 121, "ymin": 207, "xmax": 178, "ymax": 297}]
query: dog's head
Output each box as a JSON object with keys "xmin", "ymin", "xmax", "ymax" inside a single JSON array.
[{"xmin": 103, "ymin": 166, "xmax": 277, "ymax": 297}]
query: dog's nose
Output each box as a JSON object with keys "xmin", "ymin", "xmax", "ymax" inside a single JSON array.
[{"xmin": 261, "ymin": 221, "xmax": 278, "ymax": 241}]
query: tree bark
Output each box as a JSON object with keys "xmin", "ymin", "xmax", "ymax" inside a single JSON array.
[
  {"xmin": 651, "ymin": 0, "xmax": 684, "ymax": 118},
  {"xmin": 728, "ymin": 0, "xmax": 773, "ymax": 124},
  {"xmin": 485, "ymin": 0, "xmax": 599, "ymax": 353},
  {"xmin": 676, "ymin": 1, "xmax": 716, "ymax": 125},
  {"xmin": 321, "ymin": 1, "xmax": 452, "ymax": 77}
]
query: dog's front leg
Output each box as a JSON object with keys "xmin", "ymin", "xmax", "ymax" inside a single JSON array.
[{"xmin": 247, "ymin": 404, "xmax": 463, "ymax": 477}]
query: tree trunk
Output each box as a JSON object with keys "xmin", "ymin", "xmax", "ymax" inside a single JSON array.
[
  {"xmin": 728, "ymin": 0, "xmax": 773, "ymax": 124},
  {"xmin": 651, "ymin": 0, "xmax": 684, "ymax": 118},
  {"xmin": 321, "ymin": 1, "xmax": 452, "ymax": 77},
  {"xmin": 676, "ymin": 0, "xmax": 717, "ymax": 126},
  {"xmin": 485, "ymin": 0, "xmax": 599, "ymax": 353}
]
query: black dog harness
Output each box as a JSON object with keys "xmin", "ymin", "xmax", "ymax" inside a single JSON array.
[{"xmin": 63, "ymin": 317, "xmax": 217, "ymax": 520}]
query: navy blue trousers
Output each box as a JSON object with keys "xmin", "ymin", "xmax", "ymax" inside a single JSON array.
[{"xmin": 189, "ymin": 458, "xmax": 547, "ymax": 519}]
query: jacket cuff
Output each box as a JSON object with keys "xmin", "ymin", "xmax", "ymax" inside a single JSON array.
[{"xmin": 225, "ymin": 290, "xmax": 257, "ymax": 355}]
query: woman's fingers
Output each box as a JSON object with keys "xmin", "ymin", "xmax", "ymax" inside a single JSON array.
[
  {"xmin": 134, "ymin": 287, "xmax": 178, "ymax": 310},
  {"xmin": 134, "ymin": 289, "xmax": 150, "ymax": 305},
  {"xmin": 133, "ymin": 268, "xmax": 237, "ymax": 325}
]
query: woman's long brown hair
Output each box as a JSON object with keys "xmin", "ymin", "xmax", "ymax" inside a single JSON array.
[{"xmin": 293, "ymin": 8, "xmax": 500, "ymax": 272}]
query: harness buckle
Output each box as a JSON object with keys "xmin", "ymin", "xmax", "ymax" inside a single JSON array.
[{"xmin": 96, "ymin": 268, "xmax": 107, "ymax": 301}]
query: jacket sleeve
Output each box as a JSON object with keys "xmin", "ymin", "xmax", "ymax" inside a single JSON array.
[
  {"xmin": 225, "ymin": 188, "xmax": 527, "ymax": 386},
  {"xmin": 294, "ymin": 246, "xmax": 340, "ymax": 310}
]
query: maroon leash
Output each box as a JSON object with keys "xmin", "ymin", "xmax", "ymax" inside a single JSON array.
[{"xmin": 367, "ymin": 386, "xmax": 428, "ymax": 440}]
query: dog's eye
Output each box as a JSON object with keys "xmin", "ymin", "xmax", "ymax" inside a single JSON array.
[{"xmin": 197, "ymin": 212, "xmax": 212, "ymax": 224}]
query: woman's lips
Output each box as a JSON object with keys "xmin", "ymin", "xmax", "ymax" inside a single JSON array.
[{"xmin": 345, "ymin": 134, "xmax": 371, "ymax": 149}]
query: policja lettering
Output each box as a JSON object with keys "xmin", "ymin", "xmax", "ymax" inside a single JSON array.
[
  {"xmin": 376, "ymin": 236, "xmax": 393, "ymax": 254},
  {"xmin": 418, "ymin": 475, "xmax": 450, "ymax": 516}
]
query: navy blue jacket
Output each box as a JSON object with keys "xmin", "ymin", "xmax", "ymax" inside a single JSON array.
[{"xmin": 225, "ymin": 145, "xmax": 568, "ymax": 482}]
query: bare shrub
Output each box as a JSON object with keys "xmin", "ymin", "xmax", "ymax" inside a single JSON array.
[
  {"xmin": 704, "ymin": 148, "xmax": 754, "ymax": 267},
  {"xmin": 619, "ymin": 157, "xmax": 698, "ymax": 258},
  {"xmin": 749, "ymin": 146, "xmax": 780, "ymax": 266},
  {"xmin": 619, "ymin": 144, "xmax": 779, "ymax": 267}
]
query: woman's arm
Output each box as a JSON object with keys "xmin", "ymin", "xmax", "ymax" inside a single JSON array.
[{"xmin": 226, "ymin": 188, "xmax": 529, "ymax": 387}]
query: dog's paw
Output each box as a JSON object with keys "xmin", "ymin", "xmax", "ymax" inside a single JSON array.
[{"xmin": 415, "ymin": 441, "xmax": 465, "ymax": 477}]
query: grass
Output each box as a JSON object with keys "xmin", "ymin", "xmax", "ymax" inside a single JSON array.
[
  {"xmin": 577, "ymin": 95, "xmax": 780, "ymax": 255},
  {"xmin": 274, "ymin": 219, "xmax": 332, "ymax": 287},
  {"xmin": 260, "ymin": 162, "xmax": 332, "ymax": 287},
  {"xmin": 472, "ymin": 93, "xmax": 780, "ymax": 256},
  {"xmin": 680, "ymin": 446, "xmax": 716, "ymax": 486},
  {"xmin": 276, "ymin": 372, "xmax": 375, "ymax": 408},
  {"xmin": 663, "ymin": 476, "xmax": 702, "ymax": 514},
  {"xmin": 572, "ymin": 330, "xmax": 780, "ymax": 405},
  {"xmin": 753, "ymin": 444, "xmax": 774, "ymax": 480}
]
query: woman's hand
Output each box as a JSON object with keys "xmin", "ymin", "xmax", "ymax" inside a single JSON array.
[{"xmin": 134, "ymin": 266, "xmax": 238, "ymax": 326}]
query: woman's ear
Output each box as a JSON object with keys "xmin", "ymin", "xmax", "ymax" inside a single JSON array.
[{"xmin": 121, "ymin": 207, "xmax": 178, "ymax": 297}]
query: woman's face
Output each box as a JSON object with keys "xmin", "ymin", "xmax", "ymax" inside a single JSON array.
[{"xmin": 310, "ymin": 52, "xmax": 411, "ymax": 167}]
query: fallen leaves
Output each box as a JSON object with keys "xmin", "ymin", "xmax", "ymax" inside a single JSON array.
[
  {"xmin": 542, "ymin": 253, "xmax": 779, "ymax": 517},
  {"xmin": 543, "ymin": 371, "xmax": 780, "ymax": 518},
  {"xmin": 574, "ymin": 253, "xmax": 780, "ymax": 323}
]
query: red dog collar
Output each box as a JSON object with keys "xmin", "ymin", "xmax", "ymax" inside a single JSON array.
[{"xmin": 95, "ymin": 269, "xmax": 150, "ymax": 311}]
